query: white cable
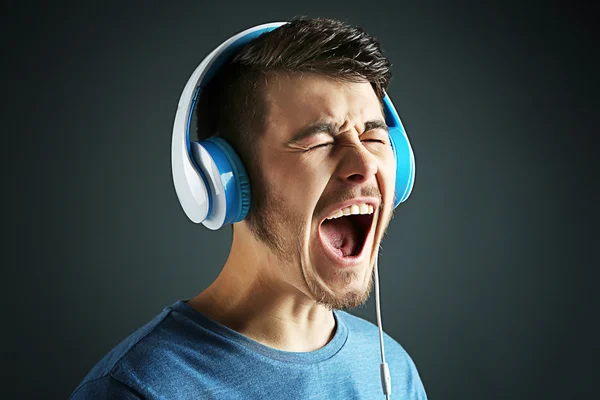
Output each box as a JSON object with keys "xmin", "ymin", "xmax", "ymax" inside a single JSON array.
[{"xmin": 374, "ymin": 248, "xmax": 392, "ymax": 399}]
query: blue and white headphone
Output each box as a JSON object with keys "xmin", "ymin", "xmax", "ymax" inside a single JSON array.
[{"xmin": 171, "ymin": 22, "xmax": 416, "ymax": 230}]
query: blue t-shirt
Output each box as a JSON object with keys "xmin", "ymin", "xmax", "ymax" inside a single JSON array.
[{"xmin": 70, "ymin": 300, "xmax": 427, "ymax": 399}]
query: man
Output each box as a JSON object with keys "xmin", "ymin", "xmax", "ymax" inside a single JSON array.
[{"xmin": 71, "ymin": 17, "xmax": 427, "ymax": 399}]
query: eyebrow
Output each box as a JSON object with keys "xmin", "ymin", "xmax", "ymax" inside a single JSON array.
[{"xmin": 287, "ymin": 119, "xmax": 389, "ymax": 145}]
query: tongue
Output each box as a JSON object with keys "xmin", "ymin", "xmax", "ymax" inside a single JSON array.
[{"xmin": 320, "ymin": 217, "xmax": 359, "ymax": 257}]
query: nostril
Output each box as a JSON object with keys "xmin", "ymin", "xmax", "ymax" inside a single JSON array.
[{"xmin": 347, "ymin": 173, "xmax": 367, "ymax": 183}]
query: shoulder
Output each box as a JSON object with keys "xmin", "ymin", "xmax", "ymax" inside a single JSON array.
[
  {"xmin": 69, "ymin": 375, "xmax": 142, "ymax": 399},
  {"xmin": 71, "ymin": 304, "xmax": 175, "ymax": 397}
]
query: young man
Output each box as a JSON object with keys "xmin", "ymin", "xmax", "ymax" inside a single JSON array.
[{"xmin": 71, "ymin": 18, "xmax": 427, "ymax": 399}]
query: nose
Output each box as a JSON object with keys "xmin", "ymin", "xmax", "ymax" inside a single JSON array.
[{"xmin": 337, "ymin": 142, "xmax": 379, "ymax": 184}]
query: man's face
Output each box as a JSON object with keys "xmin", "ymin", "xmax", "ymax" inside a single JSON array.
[{"xmin": 246, "ymin": 73, "xmax": 396, "ymax": 310}]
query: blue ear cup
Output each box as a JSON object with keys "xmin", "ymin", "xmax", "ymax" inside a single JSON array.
[
  {"xmin": 199, "ymin": 137, "xmax": 251, "ymax": 224},
  {"xmin": 382, "ymin": 94, "xmax": 416, "ymax": 208},
  {"xmin": 388, "ymin": 125, "xmax": 415, "ymax": 207}
]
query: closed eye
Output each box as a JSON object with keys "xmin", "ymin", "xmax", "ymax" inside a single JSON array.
[
  {"xmin": 307, "ymin": 142, "xmax": 334, "ymax": 151},
  {"xmin": 307, "ymin": 139, "xmax": 386, "ymax": 151},
  {"xmin": 362, "ymin": 139, "xmax": 387, "ymax": 144}
]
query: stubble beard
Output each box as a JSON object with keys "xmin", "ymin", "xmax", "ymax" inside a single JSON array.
[{"xmin": 246, "ymin": 178, "xmax": 382, "ymax": 311}]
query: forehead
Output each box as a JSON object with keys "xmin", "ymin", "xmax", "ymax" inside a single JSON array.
[{"xmin": 263, "ymin": 73, "xmax": 384, "ymax": 138}]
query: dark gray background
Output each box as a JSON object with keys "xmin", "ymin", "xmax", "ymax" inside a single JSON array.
[{"xmin": 7, "ymin": 1, "xmax": 597, "ymax": 399}]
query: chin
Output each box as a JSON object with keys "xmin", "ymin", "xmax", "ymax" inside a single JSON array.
[{"xmin": 306, "ymin": 262, "xmax": 374, "ymax": 310}]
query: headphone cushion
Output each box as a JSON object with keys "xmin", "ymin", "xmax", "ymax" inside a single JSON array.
[
  {"xmin": 204, "ymin": 137, "xmax": 251, "ymax": 223},
  {"xmin": 388, "ymin": 126, "xmax": 414, "ymax": 208}
]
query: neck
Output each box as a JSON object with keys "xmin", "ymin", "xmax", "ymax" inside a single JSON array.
[{"xmin": 188, "ymin": 224, "xmax": 336, "ymax": 352}]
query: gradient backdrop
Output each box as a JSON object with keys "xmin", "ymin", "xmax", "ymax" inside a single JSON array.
[{"xmin": 7, "ymin": 1, "xmax": 597, "ymax": 399}]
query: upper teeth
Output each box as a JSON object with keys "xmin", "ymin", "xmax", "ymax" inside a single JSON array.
[{"xmin": 326, "ymin": 203, "xmax": 374, "ymax": 220}]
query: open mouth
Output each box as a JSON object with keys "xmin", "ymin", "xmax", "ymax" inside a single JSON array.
[{"xmin": 319, "ymin": 213, "xmax": 374, "ymax": 258}]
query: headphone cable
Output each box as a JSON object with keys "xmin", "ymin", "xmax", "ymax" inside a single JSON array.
[{"xmin": 374, "ymin": 247, "xmax": 392, "ymax": 399}]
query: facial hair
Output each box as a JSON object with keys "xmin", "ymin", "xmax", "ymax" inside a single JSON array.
[
  {"xmin": 246, "ymin": 176, "xmax": 302, "ymax": 265},
  {"xmin": 245, "ymin": 172, "xmax": 393, "ymax": 310}
]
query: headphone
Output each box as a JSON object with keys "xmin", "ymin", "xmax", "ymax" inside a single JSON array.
[{"xmin": 171, "ymin": 22, "xmax": 416, "ymax": 230}]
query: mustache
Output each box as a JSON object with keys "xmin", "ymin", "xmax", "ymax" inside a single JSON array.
[{"xmin": 316, "ymin": 185, "xmax": 383, "ymax": 215}]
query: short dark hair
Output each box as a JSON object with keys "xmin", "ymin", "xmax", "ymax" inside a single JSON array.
[{"xmin": 196, "ymin": 17, "xmax": 392, "ymax": 225}]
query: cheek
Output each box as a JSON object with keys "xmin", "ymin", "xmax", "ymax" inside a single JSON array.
[
  {"xmin": 263, "ymin": 155, "xmax": 324, "ymax": 217},
  {"xmin": 287, "ymin": 174, "xmax": 325, "ymax": 220}
]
